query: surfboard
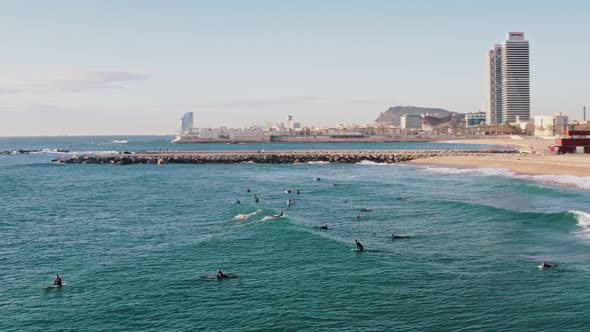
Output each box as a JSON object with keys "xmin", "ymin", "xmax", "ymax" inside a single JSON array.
[{"xmin": 47, "ymin": 283, "xmax": 66, "ymax": 288}]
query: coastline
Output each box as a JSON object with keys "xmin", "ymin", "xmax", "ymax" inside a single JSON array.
[
  {"xmin": 441, "ymin": 136, "xmax": 555, "ymax": 152},
  {"xmin": 407, "ymin": 153, "xmax": 590, "ymax": 177}
]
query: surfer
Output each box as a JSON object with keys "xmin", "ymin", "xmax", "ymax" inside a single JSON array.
[
  {"xmin": 216, "ymin": 269, "xmax": 226, "ymax": 279},
  {"xmin": 53, "ymin": 274, "xmax": 62, "ymax": 287},
  {"xmin": 235, "ymin": 199, "xmax": 240, "ymax": 204},
  {"xmin": 314, "ymin": 177, "xmax": 320, "ymax": 181},
  {"xmin": 540, "ymin": 262, "xmax": 552, "ymax": 269},
  {"xmin": 397, "ymin": 196, "xmax": 408, "ymax": 201},
  {"xmin": 319, "ymin": 225, "xmax": 329, "ymax": 230},
  {"xmin": 287, "ymin": 198, "xmax": 292, "ymax": 206},
  {"xmin": 286, "ymin": 189, "xmax": 291, "ymax": 194},
  {"xmin": 356, "ymin": 214, "xmax": 361, "ymax": 219},
  {"xmin": 296, "ymin": 189, "xmax": 300, "ymax": 195},
  {"xmin": 392, "ymin": 234, "xmax": 410, "ymax": 239},
  {"xmin": 362, "ymin": 207, "xmax": 369, "ymax": 212},
  {"xmin": 247, "ymin": 188, "xmax": 251, "ymax": 193},
  {"xmin": 254, "ymin": 194, "xmax": 259, "ymax": 204},
  {"xmin": 354, "ymin": 240, "xmax": 364, "ymax": 251}
]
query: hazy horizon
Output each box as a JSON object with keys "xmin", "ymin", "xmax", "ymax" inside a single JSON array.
[{"xmin": 1, "ymin": 0, "xmax": 589, "ymax": 136}]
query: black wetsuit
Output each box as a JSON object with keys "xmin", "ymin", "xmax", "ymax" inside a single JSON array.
[
  {"xmin": 355, "ymin": 242, "xmax": 364, "ymax": 251},
  {"xmin": 54, "ymin": 278, "xmax": 62, "ymax": 286}
]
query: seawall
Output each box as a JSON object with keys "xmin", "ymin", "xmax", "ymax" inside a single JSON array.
[{"xmin": 51, "ymin": 149, "xmax": 518, "ymax": 165}]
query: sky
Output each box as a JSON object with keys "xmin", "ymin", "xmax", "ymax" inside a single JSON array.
[{"xmin": 1, "ymin": 0, "xmax": 589, "ymax": 136}]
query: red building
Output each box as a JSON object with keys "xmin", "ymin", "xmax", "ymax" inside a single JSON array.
[{"xmin": 552, "ymin": 131, "xmax": 590, "ymax": 154}]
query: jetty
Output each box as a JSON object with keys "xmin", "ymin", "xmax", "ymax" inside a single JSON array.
[{"xmin": 51, "ymin": 149, "xmax": 517, "ymax": 165}]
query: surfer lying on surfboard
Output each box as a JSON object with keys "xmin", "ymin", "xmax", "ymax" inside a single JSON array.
[
  {"xmin": 539, "ymin": 262, "xmax": 553, "ymax": 269},
  {"xmin": 392, "ymin": 234, "xmax": 410, "ymax": 239},
  {"xmin": 199, "ymin": 269, "xmax": 239, "ymax": 279}
]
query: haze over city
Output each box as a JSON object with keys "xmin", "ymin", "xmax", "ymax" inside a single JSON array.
[{"xmin": 1, "ymin": 0, "xmax": 589, "ymax": 136}]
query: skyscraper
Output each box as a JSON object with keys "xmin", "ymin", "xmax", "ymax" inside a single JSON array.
[
  {"xmin": 180, "ymin": 112, "xmax": 194, "ymax": 134},
  {"xmin": 485, "ymin": 32, "xmax": 530, "ymax": 125},
  {"xmin": 486, "ymin": 44, "xmax": 503, "ymax": 125}
]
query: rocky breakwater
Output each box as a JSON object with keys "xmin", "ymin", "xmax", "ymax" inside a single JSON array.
[{"xmin": 51, "ymin": 149, "xmax": 517, "ymax": 165}]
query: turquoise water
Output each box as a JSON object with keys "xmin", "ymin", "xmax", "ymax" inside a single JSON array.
[{"xmin": 1, "ymin": 136, "xmax": 590, "ymax": 331}]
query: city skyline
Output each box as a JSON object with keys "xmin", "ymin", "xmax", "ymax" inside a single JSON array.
[{"xmin": 1, "ymin": 1, "xmax": 589, "ymax": 136}]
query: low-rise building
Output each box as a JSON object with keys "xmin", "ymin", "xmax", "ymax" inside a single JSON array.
[
  {"xmin": 465, "ymin": 112, "xmax": 487, "ymax": 127},
  {"xmin": 400, "ymin": 114, "xmax": 421, "ymax": 129},
  {"xmin": 534, "ymin": 112, "xmax": 569, "ymax": 137}
]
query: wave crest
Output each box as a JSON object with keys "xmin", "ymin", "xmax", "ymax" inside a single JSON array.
[
  {"xmin": 233, "ymin": 209, "xmax": 262, "ymax": 220},
  {"xmin": 570, "ymin": 210, "xmax": 590, "ymax": 233}
]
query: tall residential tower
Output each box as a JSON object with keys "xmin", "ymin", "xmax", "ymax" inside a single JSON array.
[
  {"xmin": 486, "ymin": 32, "xmax": 530, "ymax": 125},
  {"xmin": 486, "ymin": 44, "xmax": 503, "ymax": 125}
]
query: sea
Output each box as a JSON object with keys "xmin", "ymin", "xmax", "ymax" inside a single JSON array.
[{"xmin": 1, "ymin": 136, "xmax": 590, "ymax": 331}]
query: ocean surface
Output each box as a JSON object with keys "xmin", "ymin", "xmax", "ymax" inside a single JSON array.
[{"xmin": 1, "ymin": 136, "xmax": 590, "ymax": 331}]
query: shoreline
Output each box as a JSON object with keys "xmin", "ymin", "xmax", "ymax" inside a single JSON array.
[{"xmin": 407, "ymin": 153, "xmax": 590, "ymax": 177}]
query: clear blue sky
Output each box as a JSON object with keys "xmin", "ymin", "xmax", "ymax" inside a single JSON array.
[{"xmin": 1, "ymin": 0, "xmax": 588, "ymax": 135}]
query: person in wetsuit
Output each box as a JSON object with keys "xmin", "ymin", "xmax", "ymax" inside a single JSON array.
[
  {"xmin": 354, "ymin": 240, "xmax": 364, "ymax": 251},
  {"xmin": 216, "ymin": 269, "xmax": 227, "ymax": 279},
  {"xmin": 319, "ymin": 225, "xmax": 328, "ymax": 230},
  {"xmin": 53, "ymin": 274, "xmax": 62, "ymax": 286},
  {"xmin": 540, "ymin": 262, "xmax": 552, "ymax": 269},
  {"xmin": 392, "ymin": 234, "xmax": 410, "ymax": 239}
]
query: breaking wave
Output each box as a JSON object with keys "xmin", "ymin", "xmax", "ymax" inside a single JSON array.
[
  {"xmin": 233, "ymin": 209, "xmax": 262, "ymax": 220},
  {"xmin": 420, "ymin": 166, "xmax": 590, "ymax": 190}
]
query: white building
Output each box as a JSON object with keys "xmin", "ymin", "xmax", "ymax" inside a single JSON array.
[
  {"xmin": 198, "ymin": 128, "xmax": 224, "ymax": 139},
  {"xmin": 465, "ymin": 112, "xmax": 487, "ymax": 127},
  {"xmin": 501, "ymin": 32, "xmax": 530, "ymax": 123},
  {"xmin": 400, "ymin": 114, "xmax": 421, "ymax": 129},
  {"xmin": 180, "ymin": 112, "xmax": 194, "ymax": 134},
  {"xmin": 485, "ymin": 32, "xmax": 530, "ymax": 124},
  {"xmin": 534, "ymin": 113, "xmax": 569, "ymax": 137}
]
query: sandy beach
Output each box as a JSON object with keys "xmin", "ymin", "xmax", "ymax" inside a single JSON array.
[
  {"xmin": 411, "ymin": 136, "xmax": 590, "ymax": 177},
  {"xmin": 443, "ymin": 136, "xmax": 555, "ymax": 153}
]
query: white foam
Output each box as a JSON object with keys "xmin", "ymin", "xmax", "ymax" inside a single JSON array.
[
  {"xmin": 571, "ymin": 210, "xmax": 590, "ymax": 230},
  {"xmin": 356, "ymin": 160, "xmax": 390, "ymax": 166},
  {"xmin": 519, "ymin": 175, "xmax": 590, "ymax": 190},
  {"xmin": 420, "ymin": 166, "xmax": 590, "ymax": 190},
  {"xmin": 307, "ymin": 161, "xmax": 330, "ymax": 164},
  {"xmin": 421, "ymin": 166, "xmax": 516, "ymax": 177},
  {"xmin": 260, "ymin": 214, "xmax": 285, "ymax": 221},
  {"xmin": 233, "ymin": 209, "xmax": 262, "ymax": 220},
  {"xmin": 112, "ymin": 140, "xmax": 128, "ymax": 144}
]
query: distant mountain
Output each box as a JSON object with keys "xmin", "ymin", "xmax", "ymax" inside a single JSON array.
[{"xmin": 374, "ymin": 106, "xmax": 453, "ymax": 126}]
